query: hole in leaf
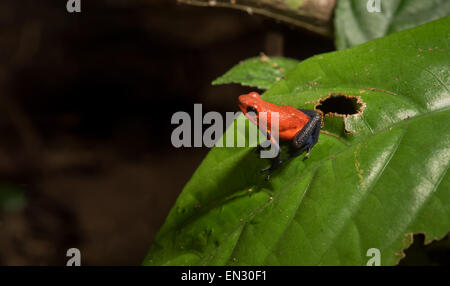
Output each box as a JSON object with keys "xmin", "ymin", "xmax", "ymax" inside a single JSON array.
[
  {"xmin": 315, "ymin": 94, "xmax": 364, "ymax": 117},
  {"xmin": 399, "ymin": 233, "xmax": 450, "ymax": 266}
]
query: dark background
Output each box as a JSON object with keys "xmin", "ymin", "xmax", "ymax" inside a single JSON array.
[{"xmin": 0, "ymin": 0, "xmax": 447, "ymax": 265}]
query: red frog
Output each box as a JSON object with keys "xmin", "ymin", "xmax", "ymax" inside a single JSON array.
[{"xmin": 238, "ymin": 92, "xmax": 321, "ymax": 180}]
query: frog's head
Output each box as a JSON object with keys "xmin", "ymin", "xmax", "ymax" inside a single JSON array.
[{"xmin": 238, "ymin": 92, "xmax": 262, "ymax": 122}]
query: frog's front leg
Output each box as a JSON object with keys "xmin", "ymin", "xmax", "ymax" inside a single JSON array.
[
  {"xmin": 254, "ymin": 140, "xmax": 271, "ymax": 154},
  {"xmin": 258, "ymin": 134, "xmax": 282, "ymax": 181},
  {"xmin": 254, "ymin": 131, "xmax": 280, "ymax": 157}
]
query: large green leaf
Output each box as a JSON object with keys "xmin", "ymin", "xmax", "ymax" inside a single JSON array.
[
  {"xmin": 144, "ymin": 17, "xmax": 450, "ymax": 266},
  {"xmin": 335, "ymin": 0, "xmax": 450, "ymax": 50}
]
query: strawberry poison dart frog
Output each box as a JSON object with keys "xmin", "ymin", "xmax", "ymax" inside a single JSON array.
[{"xmin": 238, "ymin": 92, "xmax": 321, "ymax": 180}]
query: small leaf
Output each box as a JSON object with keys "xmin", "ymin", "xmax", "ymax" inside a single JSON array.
[
  {"xmin": 335, "ymin": 0, "xmax": 450, "ymax": 50},
  {"xmin": 212, "ymin": 55, "xmax": 299, "ymax": 90},
  {"xmin": 144, "ymin": 17, "xmax": 450, "ymax": 266}
]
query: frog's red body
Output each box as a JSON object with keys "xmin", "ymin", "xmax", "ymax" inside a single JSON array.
[
  {"xmin": 238, "ymin": 92, "xmax": 310, "ymax": 141},
  {"xmin": 238, "ymin": 92, "xmax": 322, "ymax": 180}
]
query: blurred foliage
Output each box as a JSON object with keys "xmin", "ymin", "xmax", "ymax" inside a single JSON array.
[
  {"xmin": 0, "ymin": 183, "xmax": 27, "ymax": 213},
  {"xmin": 178, "ymin": 0, "xmax": 335, "ymax": 36},
  {"xmin": 334, "ymin": 0, "xmax": 450, "ymax": 49}
]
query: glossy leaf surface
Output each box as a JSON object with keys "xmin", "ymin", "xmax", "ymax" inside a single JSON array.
[{"xmin": 144, "ymin": 18, "xmax": 450, "ymax": 266}]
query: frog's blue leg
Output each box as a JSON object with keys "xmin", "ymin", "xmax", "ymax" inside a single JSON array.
[
  {"xmin": 290, "ymin": 109, "xmax": 321, "ymax": 160},
  {"xmin": 258, "ymin": 109, "xmax": 321, "ymax": 180}
]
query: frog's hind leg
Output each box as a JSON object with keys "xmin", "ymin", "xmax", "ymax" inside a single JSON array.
[
  {"xmin": 290, "ymin": 109, "xmax": 321, "ymax": 160},
  {"xmin": 258, "ymin": 110, "xmax": 321, "ymax": 180}
]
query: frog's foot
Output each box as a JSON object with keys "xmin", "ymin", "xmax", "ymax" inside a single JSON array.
[
  {"xmin": 302, "ymin": 150, "xmax": 311, "ymax": 161},
  {"xmin": 260, "ymin": 167, "xmax": 274, "ymax": 181},
  {"xmin": 260, "ymin": 156, "xmax": 283, "ymax": 181},
  {"xmin": 254, "ymin": 140, "xmax": 271, "ymax": 154}
]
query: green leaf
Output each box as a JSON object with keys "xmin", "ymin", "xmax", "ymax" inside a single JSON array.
[
  {"xmin": 212, "ymin": 55, "xmax": 299, "ymax": 90},
  {"xmin": 335, "ymin": 0, "xmax": 450, "ymax": 50},
  {"xmin": 144, "ymin": 17, "xmax": 450, "ymax": 266},
  {"xmin": 0, "ymin": 183, "xmax": 27, "ymax": 213}
]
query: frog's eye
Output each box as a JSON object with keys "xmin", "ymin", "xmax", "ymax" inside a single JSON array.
[{"xmin": 246, "ymin": 106, "xmax": 258, "ymax": 115}]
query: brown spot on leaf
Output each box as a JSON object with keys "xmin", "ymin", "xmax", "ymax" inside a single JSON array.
[
  {"xmin": 320, "ymin": 130, "xmax": 344, "ymax": 141},
  {"xmin": 260, "ymin": 52, "xmax": 269, "ymax": 62},
  {"xmin": 395, "ymin": 233, "xmax": 414, "ymax": 264},
  {"xmin": 368, "ymin": 87, "xmax": 396, "ymax": 96},
  {"xmin": 304, "ymin": 98, "xmax": 321, "ymax": 105}
]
